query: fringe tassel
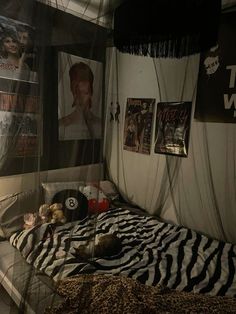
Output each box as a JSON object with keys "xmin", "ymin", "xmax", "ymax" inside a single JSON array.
[
  {"xmin": 114, "ymin": 0, "xmax": 221, "ymax": 58},
  {"xmin": 115, "ymin": 35, "xmax": 204, "ymax": 58}
]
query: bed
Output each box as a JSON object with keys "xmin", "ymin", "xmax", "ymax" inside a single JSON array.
[{"xmin": 1, "ymin": 182, "xmax": 236, "ymax": 313}]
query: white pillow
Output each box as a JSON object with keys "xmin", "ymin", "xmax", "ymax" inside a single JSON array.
[{"xmin": 41, "ymin": 181, "xmax": 85, "ymax": 204}]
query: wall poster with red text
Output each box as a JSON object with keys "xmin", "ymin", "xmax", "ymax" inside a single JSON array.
[{"xmin": 154, "ymin": 101, "xmax": 192, "ymax": 157}]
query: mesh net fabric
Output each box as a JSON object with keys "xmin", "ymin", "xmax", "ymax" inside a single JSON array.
[
  {"xmin": 1, "ymin": 0, "xmax": 236, "ymax": 313},
  {"xmin": 0, "ymin": 0, "xmax": 110, "ymax": 312}
]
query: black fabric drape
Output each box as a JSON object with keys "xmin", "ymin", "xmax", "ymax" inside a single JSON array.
[{"xmin": 114, "ymin": 0, "xmax": 222, "ymax": 58}]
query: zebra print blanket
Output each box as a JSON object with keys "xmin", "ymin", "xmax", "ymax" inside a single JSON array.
[{"xmin": 10, "ymin": 208, "xmax": 236, "ymax": 297}]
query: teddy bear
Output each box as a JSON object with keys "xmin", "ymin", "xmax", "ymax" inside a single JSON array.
[
  {"xmin": 23, "ymin": 213, "xmax": 39, "ymax": 230},
  {"xmin": 82, "ymin": 185, "xmax": 110, "ymax": 215},
  {"xmin": 38, "ymin": 204, "xmax": 51, "ymax": 223},
  {"xmin": 38, "ymin": 203, "xmax": 66, "ymax": 224},
  {"xmin": 49, "ymin": 203, "xmax": 66, "ymax": 224}
]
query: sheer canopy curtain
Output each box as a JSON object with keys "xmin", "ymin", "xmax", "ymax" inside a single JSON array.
[{"xmin": 104, "ymin": 47, "xmax": 236, "ymax": 244}]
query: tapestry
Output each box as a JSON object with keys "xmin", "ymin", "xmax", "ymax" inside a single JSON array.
[
  {"xmin": 154, "ymin": 102, "xmax": 192, "ymax": 157},
  {"xmin": 0, "ymin": 15, "xmax": 37, "ymax": 83},
  {"xmin": 123, "ymin": 98, "xmax": 155, "ymax": 155},
  {"xmin": 195, "ymin": 12, "xmax": 236, "ymax": 123},
  {"xmin": 58, "ymin": 52, "xmax": 103, "ymax": 141}
]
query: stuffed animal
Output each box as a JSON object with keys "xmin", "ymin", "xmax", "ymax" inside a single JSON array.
[
  {"xmin": 74, "ymin": 234, "xmax": 122, "ymax": 260},
  {"xmin": 82, "ymin": 185, "xmax": 110, "ymax": 214},
  {"xmin": 49, "ymin": 203, "xmax": 66, "ymax": 224},
  {"xmin": 23, "ymin": 213, "xmax": 39, "ymax": 230},
  {"xmin": 38, "ymin": 204, "xmax": 51, "ymax": 223},
  {"xmin": 38, "ymin": 203, "xmax": 66, "ymax": 224}
]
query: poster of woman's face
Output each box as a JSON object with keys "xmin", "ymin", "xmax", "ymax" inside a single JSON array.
[
  {"xmin": 58, "ymin": 52, "xmax": 103, "ymax": 141},
  {"xmin": 0, "ymin": 15, "xmax": 37, "ymax": 83}
]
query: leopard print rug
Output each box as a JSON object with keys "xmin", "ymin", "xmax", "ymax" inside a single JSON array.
[{"xmin": 45, "ymin": 274, "xmax": 236, "ymax": 314}]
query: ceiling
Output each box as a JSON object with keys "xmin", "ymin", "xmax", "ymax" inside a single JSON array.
[
  {"xmin": 37, "ymin": 0, "xmax": 124, "ymax": 28},
  {"xmin": 38, "ymin": 0, "xmax": 236, "ymax": 28}
]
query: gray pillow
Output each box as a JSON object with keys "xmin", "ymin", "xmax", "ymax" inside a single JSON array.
[
  {"xmin": 0, "ymin": 190, "xmax": 43, "ymax": 239},
  {"xmin": 99, "ymin": 180, "xmax": 120, "ymax": 201}
]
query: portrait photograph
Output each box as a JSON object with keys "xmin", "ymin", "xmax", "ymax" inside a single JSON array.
[
  {"xmin": 58, "ymin": 51, "xmax": 103, "ymax": 141},
  {"xmin": 0, "ymin": 15, "xmax": 37, "ymax": 83}
]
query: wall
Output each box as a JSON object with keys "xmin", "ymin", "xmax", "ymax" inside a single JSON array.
[
  {"xmin": 0, "ymin": 163, "xmax": 103, "ymax": 197},
  {"xmin": 105, "ymin": 48, "xmax": 236, "ymax": 244}
]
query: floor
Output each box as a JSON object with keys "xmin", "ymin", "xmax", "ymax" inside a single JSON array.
[{"xmin": 0, "ymin": 285, "xmax": 19, "ymax": 314}]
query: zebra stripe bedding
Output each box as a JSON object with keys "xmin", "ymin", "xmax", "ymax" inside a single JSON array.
[{"xmin": 10, "ymin": 208, "xmax": 236, "ymax": 297}]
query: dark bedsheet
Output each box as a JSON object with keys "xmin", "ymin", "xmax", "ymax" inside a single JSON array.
[{"xmin": 10, "ymin": 208, "xmax": 236, "ymax": 297}]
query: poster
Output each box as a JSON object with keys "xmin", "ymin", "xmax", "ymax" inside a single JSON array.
[
  {"xmin": 0, "ymin": 92, "xmax": 40, "ymax": 157},
  {"xmin": 0, "ymin": 15, "xmax": 37, "ymax": 83},
  {"xmin": 58, "ymin": 52, "xmax": 103, "ymax": 141},
  {"xmin": 154, "ymin": 102, "xmax": 192, "ymax": 157},
  {"xmin": 123, "ymin": 98, "xmax": 155, "ymax": 154},
  {"xmin": 195, "ymin": 12, "xmax": 236, "ymax": 123}
]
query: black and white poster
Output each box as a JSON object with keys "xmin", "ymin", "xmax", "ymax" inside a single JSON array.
[
  {"xmin": 123, "ymin": 98, "xmax": 155, "ymax": 155},
  {"xmin": 195, "ymin": 12, "xmax": 236, "ymax": 123},
  {"xmin": 0, "ymin": 15, "xmax": 37, "ymax": 83},
  {"xmin": 58, "ymin": 52, "xmax": 103, "ymax": 141},
  {"xmin": 154, "ymin": 101, "xmax": 192, "ymax": 157}
]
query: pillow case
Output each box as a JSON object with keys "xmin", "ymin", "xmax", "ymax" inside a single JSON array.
[
  {"xmin": 41, "ymin": 181, "xmax": 113, "ymax": 217},
  {"xmin": 98, "ymin": 180, "xmax": 120, "ymax": 201},
  {"xmin": 0, "ymin": 189, "xmax": 42, "ymax": 238},
  {"xmin": 41, "ymin": 181, "xmax": 85, "ymax": 204},
  {"xmin": 52, "ymin": 189, "xmax": 88, "ymax": 222}
]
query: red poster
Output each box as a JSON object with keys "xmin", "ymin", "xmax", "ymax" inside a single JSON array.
[{"xmin": 154, "ymin": 102, "xmax": 192, "ymax": 157}]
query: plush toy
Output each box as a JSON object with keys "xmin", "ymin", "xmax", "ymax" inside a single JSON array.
[
  {"xmin": 82, "ymin": 185, "xmax": 110, "ymax": 214},
  {"xmin": 23, "ymin": 213, "xmax": 39, "ymax": 230},
  {"xmin": 38, "ymin": 203, "xmax": 66, "ymax": 224},
  {"xmin": 49, "ymin": 203, "xmax": 66, "ymax": 224},
  {"xmin": 38, "ymin": 204, "xmax": 51, "ymax": 223}
]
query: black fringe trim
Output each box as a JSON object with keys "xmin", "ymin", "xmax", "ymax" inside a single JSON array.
[
  {"xmin": 113, "ymin": 0, "xmax": 221, "ymax": 58},
  {"xmin": 114, "ymin": 34, "xmax": 216, "ymax": 59}
]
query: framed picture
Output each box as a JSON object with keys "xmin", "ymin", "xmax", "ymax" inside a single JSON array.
[
  {"xmin": 123, "ymin": 98, "xmax": 155, "ymax": 154},
  {"xmin": 58, "ymin": 51, "xmax": 103, "ymax": 141},
  {"xmin": 0, "ymin": 15, "xmax": 37, "ymax": 83},
  {"xmin": 154, "ymin": 101, "xmax": 192, "ymax": 157},
  {"xmin": 0, "ymin": 91, "xmax": 40, "ymax": 157}
]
